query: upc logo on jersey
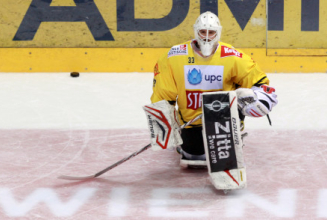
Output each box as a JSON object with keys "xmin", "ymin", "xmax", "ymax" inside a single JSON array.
[
  {"xmin": 184, "ymin": 65, "xmax": 224, "ymax": 90},
  {"xmin": 187, "ymin": 68, "xmax": 202, "ymax": 85},
  {"xmin": 204, "ymin": 100, "xmax": 229, "ymax": 112},
  {"xmin": 168, "ymin": 44, "xmax": 188, "ymax": 58},
  {"xmin": 221, "ymin": 46, "xmax": 243, "ymax": 58}
]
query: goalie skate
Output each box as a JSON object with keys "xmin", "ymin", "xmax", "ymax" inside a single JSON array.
[
  {"xmin": 176, "ymin": 146, "xmax": 207, "ymax": 169},
  {"xmin": 202, "ymin": 91, "xmax": 247, "ymax": 191}
]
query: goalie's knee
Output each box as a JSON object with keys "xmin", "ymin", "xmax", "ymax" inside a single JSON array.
[{"xmin": 180, "ymin": 127, "xmax": 205, "ymax": 155}]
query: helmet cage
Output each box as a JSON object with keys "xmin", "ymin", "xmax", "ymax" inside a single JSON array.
[
  {"xmin": 193, "ymin": 12, "xmax": 222, "ymax": 56},
  {"xmin": 197, "ymin": 29, "xmax": 218, "ymax": 43}
]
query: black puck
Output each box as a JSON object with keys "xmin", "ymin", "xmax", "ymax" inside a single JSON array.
[{"xmin": 70, "ymin": 72, "xmax": 80, "ymax": 77}]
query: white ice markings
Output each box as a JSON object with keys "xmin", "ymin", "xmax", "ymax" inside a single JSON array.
[
  {"xmin": 225, "ymin": 189, "xmax": 297, "ymax": 217},
  {"xmin": 0, "ymin": 188, "xmax": 96, "ymax": 217},
  {"xmin": 0, "ymin": 187, "xmax": 325, "ymax": 217},
  {"xmin": 108, "ymin": 187, "xmax": 130, "ymax": 216},
  {"xmin": 318, "ymin": 189, "xmax": 327, "ymax": 217},
  {"xmin": 148, "ymin": 188, "xmax": 209, "ymax": 218}
]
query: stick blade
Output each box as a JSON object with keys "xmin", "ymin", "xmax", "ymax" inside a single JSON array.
[{"xmin": 57, "ymin": 174, "xmax": 96, "ymax": 181}]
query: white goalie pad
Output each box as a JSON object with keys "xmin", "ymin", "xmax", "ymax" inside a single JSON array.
[
  {"xmin": 143, "ymin": 100, "xmax": 183, "ymax": 151},
  {"xmin": 209, "ymin": 167, "xmax": 247, "ymax": 190},
  {"xmin": 202, "ymin": 91, "xmax": 247, "ymax": 190}
]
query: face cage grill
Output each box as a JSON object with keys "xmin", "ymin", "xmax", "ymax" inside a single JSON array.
[{"xmin": 197, "ymin": 30, "xmax": 218, "ymax": 43}]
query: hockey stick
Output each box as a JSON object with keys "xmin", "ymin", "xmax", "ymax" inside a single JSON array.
[{"xmin": 58, "ymin": 114, "xmax": 202, "ymax": 180}]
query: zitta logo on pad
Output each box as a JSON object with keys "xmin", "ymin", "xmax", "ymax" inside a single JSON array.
[{"xmin": 184, "ymin": 65, "xmax": 224, "ymax": 90}]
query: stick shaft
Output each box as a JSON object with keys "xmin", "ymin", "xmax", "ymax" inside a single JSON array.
[{"xmin": 58, "ymin": 114, "xmax": 202, "ymax": 180}]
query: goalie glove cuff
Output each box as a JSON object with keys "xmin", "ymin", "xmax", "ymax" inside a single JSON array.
[{"xmin": 241, "ymin": 97, "xmax": 269, "ymax": 117}]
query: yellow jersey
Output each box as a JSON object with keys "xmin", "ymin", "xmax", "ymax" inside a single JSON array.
[{"xmin": 151, "ymin": 40, "xmax": 269, "ymax": 127}]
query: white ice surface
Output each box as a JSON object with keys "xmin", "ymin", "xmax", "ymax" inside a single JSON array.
[
  {"xmin": 0, "ymin": 73, "xmax": 152, "ymax": 129},
  {"xmin": 0, "ymin": 72, "xmax": 326, "ymax": 130},
  {"xmin": 0, "ymin": 72, "xmax": 326, "ymax": 220}
]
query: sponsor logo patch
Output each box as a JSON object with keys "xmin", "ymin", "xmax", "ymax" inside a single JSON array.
[
  {"xmin": 221, "ymin": 46, "xmax": 243, "ymax": 58},
  {"xmin": 184, "ymin": 65, "xmax": 224, "ymax": 90},
  {"xmin": 214, "ymin": 121, "xmax": 232, "ymax": 160},
  {"xmin": 204, "ymin": 100, "xmax": 229, "ymax": 112},
  {"xmin": 154, "ymin": 63, "xmax": 160, "ymax": 76},
  {"xmin": 187, "ymin": 68, "xmax": 202, "ymax": 85},
  {"xmin": 186, "ymin": 90, "xmax": 203, "ymax": 110},
  {"xmin": 168, "ymin": 44, "xmax": 188, "ymax": 58}
]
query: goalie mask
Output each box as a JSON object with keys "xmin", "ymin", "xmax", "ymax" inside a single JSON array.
[{"xmin": 193, "ymin": 11, "xmax": 222, "ymax": 57}]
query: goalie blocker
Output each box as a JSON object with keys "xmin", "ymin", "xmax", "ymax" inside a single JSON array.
[
  {"xmin": 202, "ymin": 91, "xmax": 247, "ymax": 190},
  {"xmin": 143, "ymin": 100, "xmax": 183, "ymax": 151}
]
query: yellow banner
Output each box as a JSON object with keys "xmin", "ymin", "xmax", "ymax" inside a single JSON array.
[
  {"xmin": 0, "ymin": 0, "xmax": 266, "ymax": 48},
  {"xmin": 1, "ymin": 0, "xmax": 327, "ymax": 73},
  {"xmin": 1, "ymin": 0, "xmax": 327, "ymax": 49},
  {"xmin": 267, "ymin": 0, "xmax": 327, "ymax": 49}
]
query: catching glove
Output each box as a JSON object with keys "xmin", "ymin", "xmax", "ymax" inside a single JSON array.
[{"xmin": 236, "ymin": 85, "xmax": 278, "ymax": 117}]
